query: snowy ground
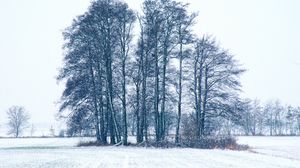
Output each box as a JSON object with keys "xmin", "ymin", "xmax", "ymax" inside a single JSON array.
[
  {"xmin": 238, "ymin": 136, "xmax": 300, "ymax": 161},
  {"xmin": 0, "ymin": 137, "xmax": 299, "ymax": 168}
]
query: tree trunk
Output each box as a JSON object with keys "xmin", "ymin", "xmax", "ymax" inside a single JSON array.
[
  {"xmin": 194, "ymin": 55, "xmax": 199, "ymax": 139},
  {"xmin": 122, "ymin": 60, "xmax": 127, "ymax": 145},
  {"xmin": 200, "ymin": 66, "xmax": 208, "ymax": 136},
  {"xmin": 161, "ymin": 45, "xmax": 167, "ymax": 140},
  {"xmin": 135, "ymin": 80, "xmax": 142, "ymax": 143},
  {"xmin": 143, "ymin": 51, "xmax": 149, "ymax": 142},
  {"xmin": 121, "ymin": 30, "xmax": 127, "ymax": 145},
  {"xmin": 175, "ymin": 40, "xmax": 183, "ymax": 143},
  {"xmin": 95, "ymin": 54, "xmax": 107, "ymax": 144},
  {"xmin": 87, "ymin": 46, "xmax": 101, "ymax": 142},
  {"xmin": 90, "ymin": 64, "xmax": 101, "ymax": 142},
  {"xmin": 154, "ymin": 42, "xmax": 160, "ymax": 142}
]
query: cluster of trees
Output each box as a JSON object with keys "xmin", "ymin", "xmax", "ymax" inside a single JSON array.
[
  {"xmin": 202, "ymin": 99, "xmax": 300, "ymax": 136},
  {"xmin": 3, "ymin": 106, "xmax": 60, "ymax": 138},
  {"xmin": 236, "ymin": 100, "xmax": 300, "ymax": 136},
  {"xmin": 58, "ymin": 0, "xmax": 244, "ymax": 145}
]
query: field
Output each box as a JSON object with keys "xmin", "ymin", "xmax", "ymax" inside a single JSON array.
[{"xmin": 0, "ymin": 136, "xmax": 299, "ymax": 168}]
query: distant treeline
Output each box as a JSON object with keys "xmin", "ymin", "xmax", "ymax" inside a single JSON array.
[{"xmin": 229, "ymin": 100, "xmax": 300, "ymax": 136}]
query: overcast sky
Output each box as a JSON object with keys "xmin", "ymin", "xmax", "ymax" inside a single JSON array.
[{"xmin": 0, "ymin": 0, "xmax": 299, "ymax": 135}]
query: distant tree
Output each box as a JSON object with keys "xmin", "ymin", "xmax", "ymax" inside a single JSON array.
[
  {"xmin": 239, "ymin": 99, "xmax": 263, "ymax": 135},
  {"xmin": 295, "ymin": 107, "xmax": 300, "ymax": 135},
  {"xmin": 264, "ymin": 101, "xmax": 275, "ymax": 135},
  {"xmin": 49, "ymin": 125, "xmax": 55, "ymax": 137},
  {"xmin": 230, "ymin": 99, "xmax": 300, "ymax": 136},
  {"xmin": 7, "ymin": 106, "xmax": 30, "ymax": 138},
  {"xmin": 273, "ymin": 100, "xmax": 284, "ymax": 135},
  {"xmin": 30, "ymin": 124, "xmax": 36, "ymax": 137},
  {"xmin": 285, "ymin": 106, "xmax": 294, "ymax": 135}
]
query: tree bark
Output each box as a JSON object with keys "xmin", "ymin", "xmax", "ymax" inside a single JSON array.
[
  {"xmin": 175, "ymin": 36, "xmax": 183, "ymax": 143},
  {"xmin": 200, "ymin": 66, "xmax": 208, "ymax": 136}
]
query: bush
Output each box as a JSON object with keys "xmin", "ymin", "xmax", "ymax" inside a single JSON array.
[
  {"xmin": 77, "ymin": 140, "xmax": 107, "ymax": 147},
  {"xmin": 182, "ymin": 136, "xmax": 249, "ymax": 150},
  {"xmin": 136, "ymin": 140, "xmax": 180, "ymax": 148},
  {"xmin": 77, "ymin": 140, "xmax": 133, "ymax": 147},
  {"xmin": 134, "ymin": 136, "xmax": 248, "ymax": 150},
  {"xmin": 181, "ymin": 114, "xmax": 198, "ymax": 142},
  {"xmin": 76, "ymin": 136, "xmax": 248, "ymax": 150},
  {"xmin": 59, "ymin": 130, "xmax": 65, "ymax": 137}
]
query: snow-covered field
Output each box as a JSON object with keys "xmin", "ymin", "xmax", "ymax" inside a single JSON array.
[
  {"xmin": 0, "ymin": 136, "xmax": 299, "ymax": 168},
  {"xmin": 238, "ymin": 136, "xmax": 300, "ymax": 161}
]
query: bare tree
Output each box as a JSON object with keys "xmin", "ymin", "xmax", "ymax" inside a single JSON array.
[
  {"xmin": 7, "ymin": 106, "xmax": 30, "ymax": 138},
  {"xmin": 58, "ymin": 0, "xmax": 136, "ymax": 145},
  {"xmin": 115, "ymin": 3, "xmax": 136, "ymax": 145},
  {"xmin": 30, "ymin": 124, "xmax": 36, "ymax": 137},
  {"xmin": 50, "ymin": 125, "xmax": 55, "ymax": 137},
  {"xmin": 192, "ymin": 36, "xmax": 245, "ymax": 138},
  {"xmin": 174, "ymin": 3, "xmax": 196, "ymax": 143}
]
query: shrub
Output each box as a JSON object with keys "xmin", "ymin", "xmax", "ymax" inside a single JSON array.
[
  {"xmin": 77, "ymin": 140, "xmax": 107, "ymax": 147},
  {"xmin": 182, "ymin": 136, "xmax": 249, "ymax": 150},
  {"xmin": 59, "ymin": 130, "xmax": 65, "ymax": 137},
  {"xmin": 76, "ymin": 136, "xmax": 248, "ymax": 150}
]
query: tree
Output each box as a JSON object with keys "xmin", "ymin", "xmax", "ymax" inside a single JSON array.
[
  {"xmin": 139, "ymin": 0, "xmax": 196, "ymax": 142},
  {"xmin": 49, "ymin": 125, "xmax": 55, "ymax": 137},
  {"xmin": 238, "ymin": 99, "xmax": 263, "ymax": 135},
  {"xmin": 58, "ymin": 0, "xmax": 135, "ymax": 145},
  {"xmin": 192, "ymin": 36, "xmax": 245, "ymax": 138},
  {"xmin": 264, "ymin": 101, "xmax": 275, "ymax": 135},
  {"xmin": 174, "ymin": 3, "xmax": 197, "ymax": 143},
  {"xmin": 141, "ymin": 0, "xmax": 163, "ymax": 142},
  {"xmin": 30, "ymin": 124, "xmax": 36, "ymax": 137},
  {"xmin": 114, "ymin": 3, "xmax": 136, "ymax": 145},
  {"xmin": 273, "ymin": 100, "xmax": 284, "ymax": 135},
  {"xmin": 7, "ymin": 106, "xmax": 30, "ymax": 138},
  {"xmin": 295, "ymin": 107, "xmax": 300, "ymax": 135}
]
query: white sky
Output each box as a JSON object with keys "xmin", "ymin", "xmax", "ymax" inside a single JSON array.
[{"xmin": 0, "ymin": 0, "xmax": 300, "ymax": 135}]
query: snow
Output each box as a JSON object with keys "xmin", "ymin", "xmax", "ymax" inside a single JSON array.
[
  {"xmin": 237, "ymin": 136, "xmax": 300, "ymax": 161},
  {"xmin": 0, "ymin": 137, "xmax": 299, "ymax": 168},
  {"xmin": 0, "ymin": 137, "xmax": 92, "ymax": 149}
]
